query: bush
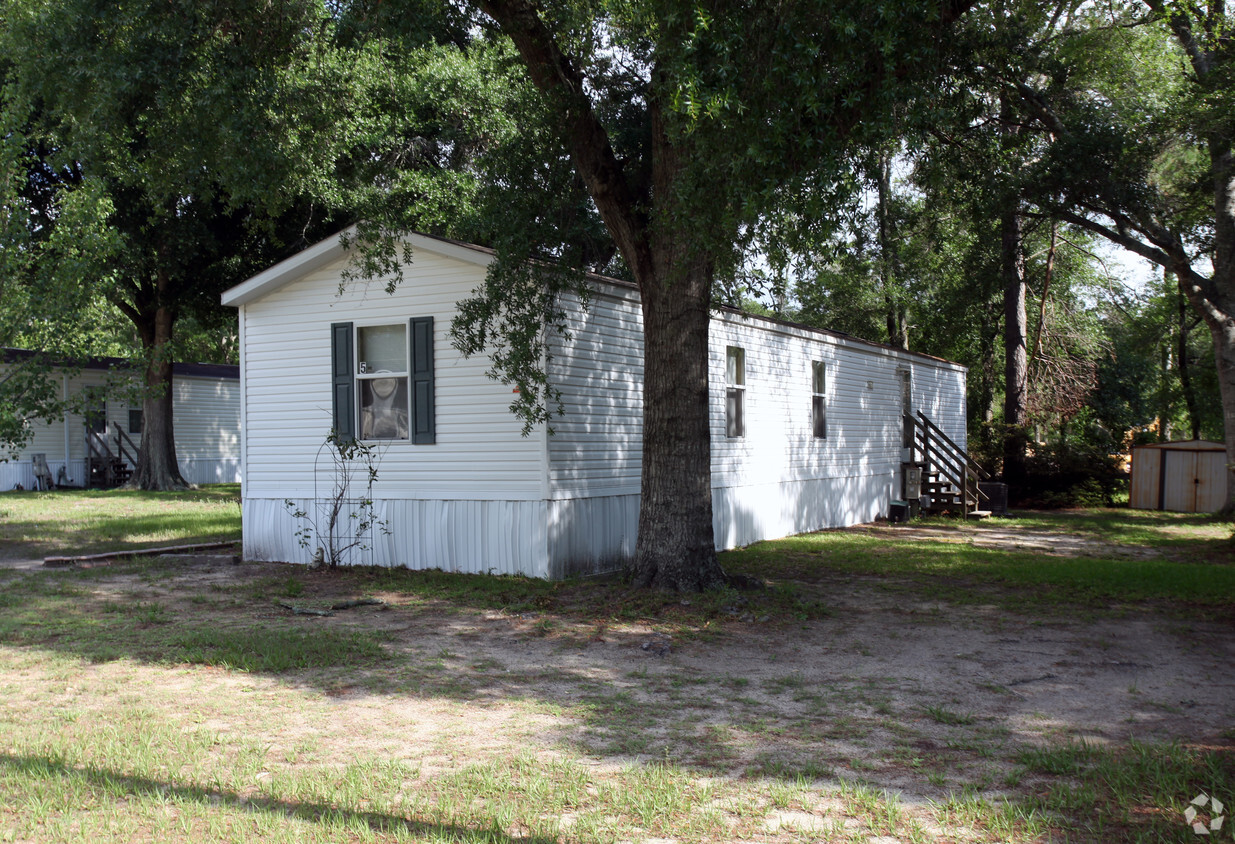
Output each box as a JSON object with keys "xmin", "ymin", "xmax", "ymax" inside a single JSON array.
[{"xmin": 1014, "ymin": 442, "xmax": 1125, "ymax": 508}]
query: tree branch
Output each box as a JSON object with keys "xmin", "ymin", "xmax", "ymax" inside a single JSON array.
[
  {"xmin": 475, "ymin": 0, "xmax": 654, "ymax": 281},
  {"xmin": 1056, "ymin": 207, "xmax": 1224, "ymax": 315},
  {"xmin": 1143, "ymin": 1, "xmax": 1212, "ymax": 77}
]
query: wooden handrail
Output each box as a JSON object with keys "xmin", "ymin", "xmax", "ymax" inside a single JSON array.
[
  {"xmin": 85, "ymin": 431, "xmax": 111, "ymax": 461},
  {"xmin": 917, "ymin": 412, "xmax": 991, "ymax": 480},
  {"xmin": 113, "ymin": 425, "xmax": 139, "ymax": 468},
  {"xmin": 915, "ymin": 431, "xmax": 970, "ymax": 495},
  {"xmin": 906, "ymin": 411, "xmax": 990, "ymax": 513}
]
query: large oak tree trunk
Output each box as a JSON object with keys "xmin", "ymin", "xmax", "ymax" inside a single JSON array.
[
  {"xmin": 1179, "ymin": 140, "xmax": 1235, "ymax": 514},
  {"xmin": 630, "ymin": 92, "xmax": 727, "ymax": 591},
  {"xmin": 131, "ymin": 299, "xmax": 188, "ymax": 490},
  {"xmin": 1204, "ymin": 314, "xmax": 1235, "ymax": 513},
  {"xmin": 631, "ymin": 249, "xmax": 726, "ymax": 590},
  {"xmin": 1180, "ymin": 268, "xmax": 1235, "ymax": 514},
  {"xmin": 1208, "ymin": 143, "xmax": 1235, "ymax": 513},
  {"xmin": 1177, "ymin": 288, "xmax": 1201, "ymax": 441}
]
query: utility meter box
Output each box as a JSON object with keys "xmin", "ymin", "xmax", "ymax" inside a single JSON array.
[{"xmin": 902, "ymin": 463, "xmax": 922, "ymax": 500}]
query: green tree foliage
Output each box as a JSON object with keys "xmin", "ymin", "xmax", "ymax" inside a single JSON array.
[
  {"xmin": 1002, "ymin": 0, "xmax": 1235, "ymax": 510},
  {"xmin": 0, "ymin": 0, "xmax": 397, "ymax": 486},
  {"xmin": 0, "ymin": 90, "xmax": 130, "ymax": 455},
  {"xmin": 362, "ymin": 0, "xmax": 979, "ymax": 591}
]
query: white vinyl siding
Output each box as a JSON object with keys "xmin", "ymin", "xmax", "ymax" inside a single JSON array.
[
  {"xmin": 238, "ymin": 249, "xmax": 545, "ymax": 502},
  {"xmin": 228, "ymin": 230, "xmax": 968, "ymax": 578},
  {"xmin": 172, "ymin": 375, "xmax": 241, "ymax": 483},
  {"xmin": 545, "ymin": 287, "xmax": 644, "ymax": 499},
  {"xmin": 0, "ymin": 366, "xmax": 240, "ymax": 488},
  {"xmin": 544, "ymin": 283, "xmax": 968, "ymax": 561}
]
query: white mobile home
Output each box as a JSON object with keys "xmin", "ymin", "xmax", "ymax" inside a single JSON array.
[
  {"xmin": 1, "ymin": 350, "xmax": 241, "ymax": 489},
  {"xmin": 222, "ymin": 231, "xmax": 968, "ymax": 579}
]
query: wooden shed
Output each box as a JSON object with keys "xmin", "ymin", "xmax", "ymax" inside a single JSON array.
[{"xmin": 1130, "ymin": 440, "xmax": 1228, "ymax": 513}]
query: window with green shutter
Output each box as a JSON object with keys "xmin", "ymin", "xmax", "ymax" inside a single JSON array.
[
  {"xmin": 409, "ymin": 317, "xmax": 435, "ymax": 444},
  {"xmin": 332, "ymin": 319, "xmax": 434, "ymax": 444},
  {"xmin": 330, "ymin": 322, "xmax": 355, "ymax": 441}
]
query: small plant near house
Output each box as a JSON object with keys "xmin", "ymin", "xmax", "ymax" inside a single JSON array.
[{"xmin": 285, "ymin": 430, "xmax": 389, "ymax": 567}]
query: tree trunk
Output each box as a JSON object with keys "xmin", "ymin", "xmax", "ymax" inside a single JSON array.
[
  {"xmin": 1158, "ymin": 339, "xmax": 1173, "ymax": 442},
  {"xmin": 631, "ymin": 250, "xmax": 727, "ymax": 591},
  {"xmin": 132, "ymin": 299, "xmax": 188, "ymax": 490},
  {"xmin": 1192, "ymin": 140, "xmax": 1235, "ymax": 513},
  {"xmin": 877, "ymin": 152, "xmax": 909, "ymax": 350},
  {"xmin": 1177, "ymin": 285, "xmax": 1201, "ymax": 440},
  {"xmin": 1197, "ymin": 306, "xmax": 1235, "ymax": 513},
  {"xmin": 631, "ymin": 93, "xmax": 727, "ymax": 592},
  {"xmin": 1001, "ymin": 207, "xmax": 1029, "ymax": 484},
  {"xmin": 972, "ymin": 300, "xmax": 1000, "ymax": 463}
]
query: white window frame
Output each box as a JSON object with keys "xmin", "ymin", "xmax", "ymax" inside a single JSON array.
[
  {"xmin": 726, "ymin": 345, "xmax": 745, "ymax": 438},
  {"xmin": 811, "ymin": 360, "xmax": 827, "ymax": 439},
  {"xmin": 356, "ymin": 323, "xmax": 410, "ymax": 441}
]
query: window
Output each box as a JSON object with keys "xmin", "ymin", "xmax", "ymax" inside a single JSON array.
[
  {"xmin": 331, "ymin": 318, "xmax": 435, "ymax": 444},
  {"xmin": 725, "ymin": 346, "xmax": 745, "ymax": 438},
  {"xmin": 358, "ymin": 324, "xmax": 410, "ymax": 440},
  {"xmin": 899, "ymin": 369, "xmax": 913, "ymax": 447},
  {"xmin": 83, "ymin": 388, "xmax": 106, "ymax": 435},
  {"xmin": 128, "ymin": 409, "xmax": 143, "ymax": 435},
  {"xmin": 811, "ymin": 361, "xmax": 826, "ymax": 439}
]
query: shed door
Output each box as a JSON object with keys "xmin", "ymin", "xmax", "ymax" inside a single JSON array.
[
  {"xmin": 1160, "ymin": 452, "xmax": 1220, "ymax": 511},
  {"xmin": 1194, "ymin": 450, "xmax": 1227, "ymax": 512},
  {"xmin": 1129, "ymin": 448, "xmax": 1160, "ymax": 510},
  {"xmin": 1161, "ymin": 451, "xmax": 1199, "ymax": 513}
]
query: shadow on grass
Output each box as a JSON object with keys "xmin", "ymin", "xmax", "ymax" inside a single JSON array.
[
  {"xmin": 0, "ymin": 753, "xmax": 554, "ymax": 843},
  {"xmin": 0, "ymin": 484, "xmax": 242, "ymax": 560},
  {"xmin": 1004, "ymin": 508, "xmax": 1231, "ymax": 545},
  {"xmin": 724, "ymin": 531, "xmax": 1235, "ymax": 615},
  {"xmin": 1, "ymin": 508, "xmax": 1231, "ymax": 840}
]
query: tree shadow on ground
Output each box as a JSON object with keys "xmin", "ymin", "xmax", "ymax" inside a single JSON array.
[{"xmin": 0, "ymin": 753, "xmax": 552, "ymax": 843}]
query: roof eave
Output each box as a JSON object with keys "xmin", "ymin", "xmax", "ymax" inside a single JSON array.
[{"xmin": 220, "ymin": 227, "xmax": 497, "ymax": 308}]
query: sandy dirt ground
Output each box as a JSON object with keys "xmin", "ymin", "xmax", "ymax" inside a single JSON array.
[{"xmin": 6, "ymin": 518, "xmax": 1229, "ymax": 815}]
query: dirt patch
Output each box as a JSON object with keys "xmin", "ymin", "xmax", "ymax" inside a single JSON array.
[
  {"xmin": 853, "ymin": 520, "xmax": 1166, "ymax": 559},
  {"xmin": 10, "ymin": 549, "xmax": 1230, "ymax": 809}
]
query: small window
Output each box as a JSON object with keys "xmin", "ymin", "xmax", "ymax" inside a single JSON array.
[
  {"xmin": 900, "ymin": 369, "xmax": 913, "ymax": 447},
  {"xmin": 726, "ymin": 346, "xmax": 745, "ymax": 438},
  {"xmin": 811, "ymin": 361, "xmax": 826, "ymax": 439},
  {"xmin": 357, "ymin": 324, "xmax": 409, "ymax": 440},
  {"xmin": 84, "ymin": 389, "xmax": 106, "ymax": 435},
  {"xmin": 128, "ymin": 409, "xmax": 143, "ymax": 435}
]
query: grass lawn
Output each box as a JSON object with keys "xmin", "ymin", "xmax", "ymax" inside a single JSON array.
[
  {"xmin": 0, "ymin": 501, "xmax": 1232, "ymax": 843},
  {"xmin": 725, "ymin": 509, "xmax": 1235, "ymax": 617},
  {"xmin": 0, "ymin": 483, "xmax": 241, "ymax": 560}
]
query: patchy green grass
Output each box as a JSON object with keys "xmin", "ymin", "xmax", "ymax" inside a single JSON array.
[
  {"xmin": 0, "ymin": 483, "xmax": 241, "ymax": 560},
  {"xmin": 0, "ymin": 503, "xmax": 1231, "ymax": 842},
  {"xmin": 723, "ymin": 509, "xmax": 1235, "ymax": 616},
  {"xmin": 1015, "ymin": 740, "xmax": 1235, "ymax": 841},
  {"xmin": 1006, "ymin": 508, "xmax": 1229, "ymax": 548},
  {"xmin": 0, "ymin": 568, "xmax": 390, "ymax": 671}
]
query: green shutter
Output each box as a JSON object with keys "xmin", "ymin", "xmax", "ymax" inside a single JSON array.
[
  {"xmin": 331, "ymin": 322, "xmax": 355, "ymax": 442},
  {"xmin": 410, "ymin": 316, "xmax": 435, "ymax": 444}
]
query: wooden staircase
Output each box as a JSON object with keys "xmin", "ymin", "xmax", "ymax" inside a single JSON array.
[
  {"xmin": 86, "ymin": 425, "xmax": 138, "ymax": 488},
  {"xmin": 906, "ymin": 411, "xmax": 991, "ymax": 518}
]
